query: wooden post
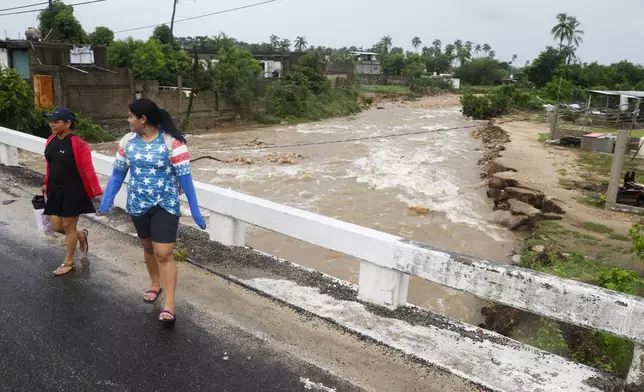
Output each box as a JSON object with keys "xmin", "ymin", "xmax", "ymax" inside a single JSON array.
[
  {"xmin": 177, "ymin": 74, "xmax": 183, "ymax": 124},
  {"xmin": 606, "ymin": 129, "xmax": 629, "ymax": 205}
]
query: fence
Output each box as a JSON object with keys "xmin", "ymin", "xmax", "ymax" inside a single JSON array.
[{"xmin": 0, "ymin": 126, "xmax": 643, "ymax": 387}]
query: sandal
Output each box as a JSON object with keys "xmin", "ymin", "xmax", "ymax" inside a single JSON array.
[
  {"xmin": 143, "ymin": 288, "xmax": 163, "ymax": 303},
  {"xmin": 53, "ymin": 262, "xmax": 74, "ymax": 276},
  {"xmin": 159, "ymin": 309, "xmax": 176, "ymax": 325},
  {"xmin": 78, "ymin": 229, "xmax": 89, "ymax": 255}
]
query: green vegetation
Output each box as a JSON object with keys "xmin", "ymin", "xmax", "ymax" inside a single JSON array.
[
  {"xmin": 483, "ymin": 220, "xmax": 644, "ymax": 376},
  {"xmin": 461, "ymin": 84, "xmax": 541, "ymax": 119},
  {"xmin": 578, "ymin": 221, "xmax": 614, "ymax": 234}
]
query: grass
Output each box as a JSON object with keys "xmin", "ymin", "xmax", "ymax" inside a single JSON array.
[
  {"xmin": 579, "ymin": 221, "xmax": 614, "ymax": 234},
  {"xmin": 538, "ymin": 132, "xmax": 549, "ymax": 142},
  {"xmin": 576, "ymin": 150, "xmax": 644, "ymax": 181},
  {"xmin": 610, "ymin": 233, "xmax": 630, "ymax": 241},
  {"xmin": 459, "ymin": 85, "xmax": 502, "ymax": 95},
  {"xmin": 527, "ymin": 221, "xmax": 598, "ymax": 247},
  {"xmin": 358, "ymin": 84, "xmax": 411, "ymax": 95}
]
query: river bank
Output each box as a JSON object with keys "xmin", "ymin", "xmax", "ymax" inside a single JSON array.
[{"xmin": 472, "ymin": 116, "xmax": 644, "ymax": 378}]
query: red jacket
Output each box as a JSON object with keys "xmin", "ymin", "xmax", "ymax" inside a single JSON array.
[{"xmin": 43, "ymin": 134, "xmax": 103, "ymax": 198}]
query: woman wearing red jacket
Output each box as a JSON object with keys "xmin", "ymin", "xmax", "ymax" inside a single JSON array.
[{"xmin": 41, "ymin": 108, "xmax": 103, "ymax": 276}]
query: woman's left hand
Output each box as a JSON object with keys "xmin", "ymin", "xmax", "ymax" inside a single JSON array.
[{"xmin": 195, "ymin": 215, "xmax": 207, "ymax": 230}]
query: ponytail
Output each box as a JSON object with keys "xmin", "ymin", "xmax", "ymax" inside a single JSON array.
[
  {"xmin": 159, "ymin": 109, "xmax": 186, "ymax": 144},
  {"xmin": 129, "ymin": 98, "xmax": 187, "ymax": 144}
]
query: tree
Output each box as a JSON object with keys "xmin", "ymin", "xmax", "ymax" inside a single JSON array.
[
  {"xmin": 152, "ymin": 25, "xmax": 173, "ymax": 46},
  {"xmin": 482, "ymin": 43, "xmax": 491, "ymax": 54},
  {"xmin": 380, "ymin": 36, "xmax": 392, "ymax": 54},
  {"xmin": 270, "ymin": 35, "xmax": 280, "ymax": 51},
  {"xmin": 454, "ymin": 58, "xmax": 504, "ymax": 85},
  {"xmin": 412, "ymin": 36, "xmax": 422, "ymax": 52},
  {"xmin": 38, "ymin": 2, "xmax": 87, "ymax": 43},
  {"xmin": 107, "ymin": 37, "xmax": 143, "ymax": 68},
  {"xmin": 213, "ymin": 46, "xmax": 262, "ymax": 117},
  {"xmin": 88, "ymin": 26, "xmax": 114, "ymax": 46},
  {"xmin": 474, "ymin": 44, "xmax": 482, "ymax": 56},
  {"xmin": 170, "ymin": 0, "xmax": 179, "ymax": 40},
  {"xmin": 551, "ymin": 13, "xmax": 584, "ymax": 62},
  {"xmin": 488, "ymin": 50, "xmax": 496, "ymax": 59},
  {"xmin": 511, "ymin": 54, "xmax": 518, "ymax": 64},
  {"xmin": 523, "ymin": 46, "xmax": 566, "ymax": 88},
  {"xmin": 0, "ymin": 67, "xmax": 34, "ymax": 132},
  {"xmin": 294, "ymin": 36, "xmax": 308, "ymax": 52},
  {"xmin": 279, "ymin": 39, "xmax": 291, "ymax": 52},
  {"xmin": 130, "ymin": 39, "xmax": 167, "ymax": 82},
  {"xmin": 432, "ymin": 39, "xmax": 442, "ymax": 50}
]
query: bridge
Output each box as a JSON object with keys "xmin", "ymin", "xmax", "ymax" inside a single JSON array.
[{"xmin": 1, "ymin": 126, "xmax": 643, "ymax": 392}]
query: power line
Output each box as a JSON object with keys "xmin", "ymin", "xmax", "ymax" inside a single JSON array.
[
  {"xmin": 0, "ymin": 0, "xmax": 105, "ymax": 17},
  {"xmin": 0, "ymin": 1, "xmax": 50, "ymax": 12},
  {"xmin": 193, "ymin": 116, "xmax": 539, "ymax": 155},
  {"xmin": 114, "ymin": 0, "xmax": 277, "ymax": 34}
]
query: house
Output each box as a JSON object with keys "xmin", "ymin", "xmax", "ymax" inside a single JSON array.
[
  {"xmin": 350, "ymin": 51, "xmax": 381, "ymax": 75},
  {"xmin": 0, "ymin": 40, "xmax": 30, "ymax": 79}
]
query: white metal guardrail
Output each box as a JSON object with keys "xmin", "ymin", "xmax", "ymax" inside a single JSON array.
[{"xmin": 0, "ymin": 126, "xmax": 642, "ymax": 387}]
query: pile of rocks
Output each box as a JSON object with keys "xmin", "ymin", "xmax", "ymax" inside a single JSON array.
[
  {"xmin": 487, "ymin": 171, "xmax": 565, "ymax": 230},
  {"xmin": 472, "ymin": 120, "xmax": 566, "ymax": 231}
]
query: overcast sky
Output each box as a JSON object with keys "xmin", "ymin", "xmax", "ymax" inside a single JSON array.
[{"xmin": 1, "ymin": 0, "xmax": 643, "ymax": 65}]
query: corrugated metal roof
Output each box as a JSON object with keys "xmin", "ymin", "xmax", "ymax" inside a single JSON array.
[{"xmin": 588, "ymin": 90, "xmax": 644, "ymax": 98}]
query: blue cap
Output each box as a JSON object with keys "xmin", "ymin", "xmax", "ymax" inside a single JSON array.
[{"xmin": 43, "ymin": 107, "xmax": 77, "ymax": 122}]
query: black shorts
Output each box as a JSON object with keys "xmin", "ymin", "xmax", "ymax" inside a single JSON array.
[{"xmin": 131, "ymin": 206, "xmax": 180, "ymax": 244}]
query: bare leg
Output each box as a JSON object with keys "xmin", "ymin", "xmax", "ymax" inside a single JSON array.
[
  {"xmin": 53, "ymin": 216, "xmax": 79, "ymax": 275},
  {"xmin": 49, "ymin": 215, "xmax": 64, "ymax": 234},
  {"xmin": 153, "ymin": 242, "xmax": 176, "ymax": 319},
  {"xmin": 141, "ymin": 239, "xmax": 161, "ymax": 301}
]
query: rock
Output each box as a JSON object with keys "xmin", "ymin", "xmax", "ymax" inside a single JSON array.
[
  {"xmin": 508, "ymin": 199, "xmax": 541, "ymax": 218},
  {"xmin": 511, "ymin": 255, "xmax": 522, "ymax": 264},
  {"xmin": 484, "ymin": 161, "xmax": 517, "ymax": 177},
  {"xmin": 500, "ymin": 187, "xmax": 544, "ymax": 209},
  {"xmin": 531, "ymin": 245, "xmax": 546, "ymax": 253},
  {"xmin": 488, "ymin": 177, "xmax": 505, "ymax": 190},
  {"xmin": 541, "ymin": 212, "xmax": 564, "ymax": 221},
  {"xmin": 494, "ymin": 201, "xmax": 510, "ymax": 211},
  {"xmin": 541, "ymin": 198, "xmax": 565, "ymax": 214},
  {"xmin": 489, "ymin": 210, "xmax": 531, "ymax": 230},
  {"xmin": 487, "ymin": 189, "xmax": 502, "ymax": 199},
  {"xmin": 491, "ymin": 171, "xmax": 521, "ymax": 188}
]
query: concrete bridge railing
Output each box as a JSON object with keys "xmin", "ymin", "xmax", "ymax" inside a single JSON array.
[{"xmin": 1, "ymin": 126, "xmax": 643, "ymax": 387}]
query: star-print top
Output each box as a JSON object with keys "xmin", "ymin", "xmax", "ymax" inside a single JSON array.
[{"xmin": 113, "ymin": 131, "xmax": 191, "ymax": 217}]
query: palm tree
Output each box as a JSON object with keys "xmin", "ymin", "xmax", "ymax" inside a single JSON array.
[
  {"xmin": 551, "ymin": 13, "xmax": 584, "ymax": 62},
  {"xmin": 551, "ymin": 13, "xmax": 571, "ymax": 49},
  {"xmin": 170, "ymin": 0, "xmax": 179, "ymax": 40},
  {"xmin": 432, "ymin": 39, "xmax": 441, "ymax": 49},
  {"xmin": 488, "ymin": 50, "xmax": 496, "ymax": 59},
  {"xmin": 454, "ymin": 39, "xmax": 463, "ymax": 50},
  {"xmin": 482, "ymin": 43, "xmax": 491, "ymax": 54},
  {"xmin": 412, "ymin": 36, "xmax": 422, "ymax": 52},
  {"xmin": 294, "ymin": 36, "xmax": 308, "ymax": 52},
  {"xmin": 380, "ymin": 36, "xmax": 392, "ymax": 54},
  {"xmin": 270, "ymin": 34, "xmax": 280, "ymax": 51},
  {"xmin": 279, "ymin": 38, "xmax": 291, "ymax": 52},
  {"xmin": 474, "ymin": 44, "xmax": 482, "ymax": 56},
  {"xmin": 444, "ymin": 44, "xmax": 455, "ymax": 57}
]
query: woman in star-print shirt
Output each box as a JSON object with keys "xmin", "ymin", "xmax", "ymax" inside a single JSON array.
[{"xmin": 98, "ymin": 98, "xmax": 206, "ymax": 325}]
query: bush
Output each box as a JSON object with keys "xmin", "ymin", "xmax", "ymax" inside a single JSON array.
[
  {"xmin": 461, "ymin": 85, "xmax": 541, "ymax": 119},
  {"xmin": 408, "ymin": 75, "xmax": 453, "ymax": 95},
  {"xmin": 0, "ymin": 67, "xmax": 34, "ymax": 131}
]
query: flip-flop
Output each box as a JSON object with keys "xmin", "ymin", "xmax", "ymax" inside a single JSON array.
[
  {"xmin": 143, "ymin": 288, "xmax": 163, "ymax": 303},
  {"xmin": 79, "ymin": 229, "xmax": 89, "ymax": 255},
  {"xmin": 159, "ymin": 309, "xmax": 176, "ymax": 325},
  {"xmin": 53, "ymin": 262, "xmax": 74, "ymax": 276}
]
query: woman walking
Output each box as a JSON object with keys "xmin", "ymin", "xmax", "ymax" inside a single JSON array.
[
  {"xmin": 98, "ymin": 98, "xmax": 206, "ymax": 325},
  {"xmin": 42, "ymin": 108, "xmax": 103, "ymax": 276}
]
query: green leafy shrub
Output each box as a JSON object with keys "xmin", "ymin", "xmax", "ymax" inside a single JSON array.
[{"xmin": 0, "ymin": 67, "xmax": 34, "ymax": 131}]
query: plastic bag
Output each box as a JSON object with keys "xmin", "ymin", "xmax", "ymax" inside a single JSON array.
[{"xmin": 32, "ymin": 195, "xmax": 53, "ymax": 235}]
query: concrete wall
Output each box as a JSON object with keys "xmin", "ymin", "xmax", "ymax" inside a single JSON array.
[{"xmin": 359, "ymin": 74, "xmax": 410, "ymax": 86}]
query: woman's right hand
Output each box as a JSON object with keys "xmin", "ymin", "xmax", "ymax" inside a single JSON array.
[{"xmin": 41, "ymin": 185, "xmax": 46, "ymax": 195}]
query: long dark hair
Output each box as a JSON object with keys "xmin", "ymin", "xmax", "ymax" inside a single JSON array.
[{"xmin": 128, "ymin": 98, "xmax": 186, "ymax": 144}]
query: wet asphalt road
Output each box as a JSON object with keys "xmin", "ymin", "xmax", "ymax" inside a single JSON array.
[{"xmin": 0, "ymin": 226, "xmax": 360, "ymax": 392}]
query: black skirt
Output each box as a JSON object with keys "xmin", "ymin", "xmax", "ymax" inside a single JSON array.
[{"xmin": 44, "ymin": 186, "xmax": 96, "ymax": 218}]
